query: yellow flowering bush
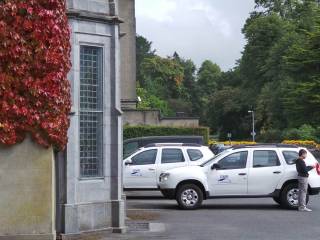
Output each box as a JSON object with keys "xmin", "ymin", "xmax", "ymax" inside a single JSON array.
[
  {"xmin": 282, "ymin": 140, "xmax": 320, "ymax": 149},
  {"xmin": 209, "ymin": 140, "xmax": 256, "ymax": 146}
]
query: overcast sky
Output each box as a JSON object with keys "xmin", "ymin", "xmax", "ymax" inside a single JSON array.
[{"xmin": 135, "ymin": 0, "xmax": 256, "ymax": 71}]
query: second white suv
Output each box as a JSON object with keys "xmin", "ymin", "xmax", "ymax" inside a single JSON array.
[
  {"xmin": 158, "ymin": 144, "xmax": 320, "ymax": 210},
  {"xmin": 123, "ymin": 143, "xmax": 214, "ymax": 191}
]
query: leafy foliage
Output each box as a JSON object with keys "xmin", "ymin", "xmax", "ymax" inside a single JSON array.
[
  {"xmin": 0, "ymin": 0, "xmax": 71, "ymax": 149},
  {"xmin": 136, "ymin": 1, "xmax": 320, "ymax": 141}
]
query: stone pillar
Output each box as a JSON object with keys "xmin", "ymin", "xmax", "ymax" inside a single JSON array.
[
  {"xmin": 119, "ymin": 0, "xmax": 137, "ymax": 109},
  {"xmin": 0, "ymin": 137, "xmax": 55, "ymax": 240},
  {"xmin": 110, "ymin": 0, "xmax": 127, "ymax": 233}
]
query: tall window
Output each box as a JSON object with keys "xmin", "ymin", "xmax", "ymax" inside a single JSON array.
[{"xmin": 79, "ymin": 46, "xmax": 103, "ymax": 178}]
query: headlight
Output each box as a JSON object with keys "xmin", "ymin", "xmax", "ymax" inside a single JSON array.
[{"xmin": 159, "ymin": 173, "xmax": 170, "ymax": 182}]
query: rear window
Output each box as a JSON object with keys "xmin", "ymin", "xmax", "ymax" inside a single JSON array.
[
  {"xmin": 282, "ymin": 151, "xmax": 298, "ymax": 165},
  {"xmin": 161, "ymin": 149, "xmax": 185, "ymax": 163},
  {"xmin": 187, "ymin": 149, "xmax": 203, "ymax": 161}
]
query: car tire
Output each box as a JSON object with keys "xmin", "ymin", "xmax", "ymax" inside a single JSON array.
[
  {"xmin": 176, "ymin": 184, "xmax": 203, "ymax": 210},
  {"xmin": 280, "ymin": 183, "xmax": 309, "ymax": 209}
]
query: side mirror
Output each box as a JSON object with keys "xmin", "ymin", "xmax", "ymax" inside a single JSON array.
[
  {"xmin": 124, "ymin": 159, "xmax": 132, "ymax": 166},
  {"xmin": 211, "ymin": 163, "xmax": 220, "ymax": 170}
]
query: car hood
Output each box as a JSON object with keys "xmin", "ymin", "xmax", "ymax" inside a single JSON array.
[{"xmin": 164, "ymin": 165, "xmax": 205, "ymax": 174}]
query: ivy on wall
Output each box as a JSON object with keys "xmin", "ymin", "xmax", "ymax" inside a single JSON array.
[{"xmin": 0, "ymin": 0, "xmax": 71, "ymax": 150}]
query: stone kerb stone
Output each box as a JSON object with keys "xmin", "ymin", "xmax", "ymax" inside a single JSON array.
[{"xmin": 0, "ymin": 136, "xmax": 55, "ymax": 240}]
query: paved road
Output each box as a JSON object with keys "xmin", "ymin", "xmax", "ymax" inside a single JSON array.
[{"xmin": 104, "ymin": 191, "xmax": 320, "ymax": 240}]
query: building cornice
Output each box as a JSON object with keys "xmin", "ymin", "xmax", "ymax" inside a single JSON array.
[{"xmin": 67, "ymin": 9, "xmax": 124, "ymax": 24}]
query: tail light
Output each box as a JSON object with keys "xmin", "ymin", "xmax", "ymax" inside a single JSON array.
[{"xmin": 316, "ymin": 163, "xmax": 320, "ymax": 175}]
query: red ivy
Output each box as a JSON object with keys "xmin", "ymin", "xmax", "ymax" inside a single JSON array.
[{"xmin": 0, "ymin": 0, "xmax": 71, "ymax": 150}]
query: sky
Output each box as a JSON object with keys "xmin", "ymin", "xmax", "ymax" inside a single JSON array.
[{"xmin": 135, "ymin": 0, "xmax": 256, "ymax": 71}]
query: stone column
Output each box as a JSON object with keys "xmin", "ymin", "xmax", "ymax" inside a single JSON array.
[
  {"xmin": 119, "ymin": 0, "xmax": 137, "ymax": 109},
  {"xmin": 110, "ymin": 0, "xmax": 127, "ymax": 233}
]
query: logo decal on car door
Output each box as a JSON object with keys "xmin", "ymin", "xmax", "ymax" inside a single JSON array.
[
  {"xmin": 218, "ymin": 175, "xmax": 231, "ymax": 184},
  {"xmin": 131, "ymin": 169, "xmax": 142, "ymax": 176}
]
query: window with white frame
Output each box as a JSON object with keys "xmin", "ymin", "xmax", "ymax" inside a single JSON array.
[{"xmin": 79, "ymin": 46, "xmax": 103, "ymax": 178}]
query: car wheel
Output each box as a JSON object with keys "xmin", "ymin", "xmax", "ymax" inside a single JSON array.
[
  {"xmin": 273, "ymin": 197, "xmax": 281, "ymax": 205},
  {"xmin": 280, "ymin": 183, "xmax": 309, "ymax": 209},
  {"xmin": 176, "ymin": 184, "xmax": 203, "ymax": 210}
]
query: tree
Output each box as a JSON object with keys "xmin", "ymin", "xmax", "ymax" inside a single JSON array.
[
  {"xmin": 140, "ymin": 56, "xmax": 184, "ymax": 100},
  {"xmin": 136, "ymin": 35, "xmax": 156, "ymax": 86},
  {"xmin": 197, "ymin": 60, "xmax": 221, "ymax": 95},
  {"xmin": 0, "ymin": 0, "xmax": 71, "ymax": 149}
]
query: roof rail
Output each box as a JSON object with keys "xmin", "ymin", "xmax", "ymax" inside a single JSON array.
[
  {"xmin": 144, "ymin": 143, "xmax": 203, "ymax": 148},
  {"xmin": 232, "ymin": 143, "xmax": 297, "ymax": 149}
]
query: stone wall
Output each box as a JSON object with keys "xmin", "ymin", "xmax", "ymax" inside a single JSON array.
[
  {"xmin": 123, "ymin": 109, "xmax": 200, "ymax": 127},
  {"xmin": 0, "ymin": 137, "xmax": 55, "ymax": 240}
]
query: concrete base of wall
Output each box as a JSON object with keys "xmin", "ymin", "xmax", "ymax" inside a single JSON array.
[{"xmin": 63, "ymin": 199, "xmax": 126, "ymax": 234}]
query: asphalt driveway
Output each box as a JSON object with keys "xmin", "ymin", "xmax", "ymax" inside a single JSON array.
[{"xmin": 103, "ymin": 191, "xmax": 320, "ymax": 240}]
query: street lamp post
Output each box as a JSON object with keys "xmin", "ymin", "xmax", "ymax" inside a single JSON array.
[{"xmin": 248, "ymin": 110, "xmax": 255, "ymax": 142}]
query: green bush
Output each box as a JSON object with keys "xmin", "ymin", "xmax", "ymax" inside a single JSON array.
[
  {"xmin": 123, "ymin": 125, "xmax": 210, "ymax": 144},
  {"xmin": 283, "ymin": 124, "xmax": 319, "ymax": 142}
]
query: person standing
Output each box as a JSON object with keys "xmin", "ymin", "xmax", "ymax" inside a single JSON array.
[{"xmin": 296, "ymin": 149, "xmax": 315, "ymax": 212}]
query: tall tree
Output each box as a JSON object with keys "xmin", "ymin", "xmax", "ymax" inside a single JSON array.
[{"xmin": 136, "ymin": 35, "xmax": 156, "ymax": 86}]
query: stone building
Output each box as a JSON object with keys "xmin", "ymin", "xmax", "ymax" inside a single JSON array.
[{"xmin": 56, "ymin": 0, "xmax": 126, "ymax": 237}]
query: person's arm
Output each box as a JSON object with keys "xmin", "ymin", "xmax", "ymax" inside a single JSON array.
[{"xmin": 306, "ymin": 166, "xmax": 314, "ymax": 172}]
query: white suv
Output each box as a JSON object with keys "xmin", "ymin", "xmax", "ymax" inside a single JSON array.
[
  {"xmin": 123, "ymin": 143, "xmax": 214, "ymax": 190},
  {"xmin": 158, "ymin": 144, "xmax": 320, "ymax": 210}
]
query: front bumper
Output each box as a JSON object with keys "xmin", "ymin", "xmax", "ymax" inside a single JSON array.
[{"xmin": 159, "ymin": 188, "xmax": 176, "ymax": 199}]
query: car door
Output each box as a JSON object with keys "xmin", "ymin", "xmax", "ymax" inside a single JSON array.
[
  {"xmin": 248, "ymin": 149, "xmax": 285, "ymax": 195},
  {"xmin": 123, "ymin": 148, "xmax": 159, "ymax": 189},
  {"xmin": 208, "ymin": 151, "xmax": 248, "ymax": 195},
  {"xmin": 156, "ymin": 148, "xmax": 188, "ymax": 181}
]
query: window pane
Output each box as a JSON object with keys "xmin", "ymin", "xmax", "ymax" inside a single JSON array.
[
  {"xmin": 79, "ymin": 46, "xmax": 103, "ymax": 178},
  {"xmin": 80, "ymin": 46, "xmax": 103, "ymax": 110},
  {"xmin": 282, "ymin": 151, "xmax": 298, "ymax": 165},
  {"xmin": 161, "ymin": 149, "xmax": 185, "ymax": 164},
  {"xmin": 253, "ymin": 150, "xmax": 280, "ymax": 168},
  {"xmin": 218, "ymin": 151, "xmax": 248, "ymax": 170},
  {"xmin": 132, "ymin": 150, "xmax": 157, "ymax": 165},
  {"xmin": 187, "ymin": 149, "xmax": 203, "ymax": 161}
]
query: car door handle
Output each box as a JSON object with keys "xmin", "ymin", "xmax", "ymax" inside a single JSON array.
[
  {"xmin": 238, "ymin": 173, "xmax": 247, "ymax": 176},
  {"xmin": 273, "ymin": 171, "xmax": 282, "ymax": 174},
  {"xmin": 148, "ymin": 168, "xmax": 156, "ymax": 171}
]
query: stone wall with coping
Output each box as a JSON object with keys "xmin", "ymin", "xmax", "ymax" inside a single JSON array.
[
  {"xmin": 0, "ymin": 137, "xmax": 55, "ymax": 240},
  {"xmin": 123, "ymin": 109, "xmax": 200, "ymax": 127}
]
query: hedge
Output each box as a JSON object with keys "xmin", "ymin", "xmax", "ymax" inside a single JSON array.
[{"xmin": 123, "ymin": 125, "xmax": 210, "ymax": 144}]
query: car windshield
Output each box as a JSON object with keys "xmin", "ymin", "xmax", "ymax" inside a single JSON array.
[{"xmin": 200, "ymin": 150, "xmax": 230, "ymax": 167}]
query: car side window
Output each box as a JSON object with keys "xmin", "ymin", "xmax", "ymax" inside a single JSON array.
[
  {"xmin": 161, "ymin": 149, "xmax": 185, "ymax": 164},
  {"xmin": 218, "ymin": 151, "xmax": 248, "ymax": 170},
  {"xmin": 123, "ymin": 141, "xmax": 139, "ymax": 159},
  {"xmin": 131, "ymin": 149, "xmax": 157, "ymax": 165},
  {"xmin": 282, "ymin": 151, "xmax": 298, "ymax": 165},
  {"xmin": 253, "ymin": 150, "xmax": 280, "ymax": 168},
  {"xmin": 187, "ymin": 149, "xmax": 203, "ymax": 161}
]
